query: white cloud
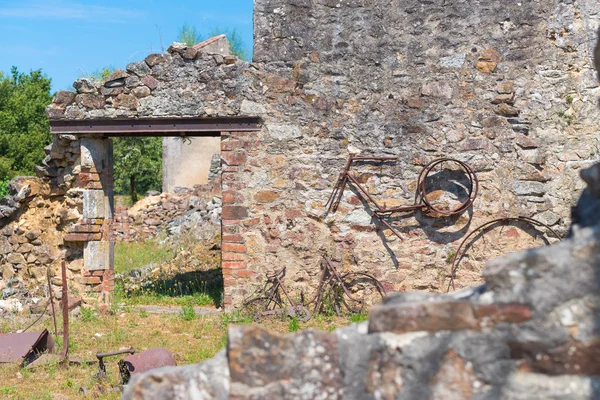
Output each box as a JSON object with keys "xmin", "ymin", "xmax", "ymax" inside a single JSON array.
[{"xmin": 0, "ymin": 1, "xmax": 144, "ymax": 22}]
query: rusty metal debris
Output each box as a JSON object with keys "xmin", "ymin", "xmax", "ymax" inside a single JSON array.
[
  {"xmin": 96, "ymin": 348, "xmax": 136, "ymax": 380},
  {"xmin": 0, "ymin": 330, "xmax": 56, "ymax": 366},
  {"xmin": 305, "ymin": 257, "xmax": 386, "ymax": 316},
  {"xmin": 326, "ymin": 156, "xmax": 478, "ymax": 240},
  {"xmin": 446, "ymin": 216, "xmax": 562, "ymax": 292},
  {"xmin": 49, "ymin": 116, "xmax": 261, "ymax": 135},
  {"xmin": 243, "ymin": 267, "xmax": 311, "ymax": 321},
  {"xmin": 59, "ymin": 260, "xmax": 69, "ymax": 363},
  {"xmin": 46, "ymin": 266, "xmax": 58, "ymax": 337},
  {"xmin": 119, "ymin": 347, "xmax": 177, "ymax": 384},
  {"xmin": 244, "ymin": 258, "xmax": 387, "ymax": 320}
]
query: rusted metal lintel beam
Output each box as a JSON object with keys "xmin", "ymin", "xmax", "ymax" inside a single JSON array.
[{"xmin": 49, "ymin": 117, "xmax": 261, "ymax": 136}]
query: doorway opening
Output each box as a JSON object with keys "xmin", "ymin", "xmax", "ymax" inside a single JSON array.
[{"xmin": 50, "ymin": 117, "xmax": 260, "ymax": 309}]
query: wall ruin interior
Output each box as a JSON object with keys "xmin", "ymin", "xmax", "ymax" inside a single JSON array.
[{"xmin": 1, "ymin": 0, "xmax": 600, "ymax": 308}]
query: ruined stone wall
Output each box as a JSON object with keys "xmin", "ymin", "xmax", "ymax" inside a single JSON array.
[
  {"xmin": 34, "ymin": 0, "xmax": 600, "ymax": 306},
  {"xmin": 0, "ymin": 134, "xmax": 96, "ymax": 306}
]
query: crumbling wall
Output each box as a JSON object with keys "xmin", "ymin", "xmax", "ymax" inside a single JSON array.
[
  {"xmin": 0, "ymin": 134, "xmax": 91, "ymax": 308},
  {"xmin": 22, "ymin": 0, "xmax": 600, "ymax": 306}
]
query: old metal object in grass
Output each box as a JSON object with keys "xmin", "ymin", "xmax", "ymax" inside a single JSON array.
[
  {"xmin": 0, "ymin": 330, "xmax": 56, "ymax": 366},
  {"xmin": 96, "ymin": 348, "xmax": 136, "ymax": 380},
  {"xmin": 118, "ymin": 347, "xmax": 177, "ymax": 384},
  {"xmin": 326, "ymin": 156, "xmax": 478, "ymax": 240}
]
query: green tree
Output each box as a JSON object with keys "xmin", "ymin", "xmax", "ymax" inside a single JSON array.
[
  {"xmin": 178, "ymin": 23, "xmax": 202, "ymax": 46},
  {"xmin": 0, "ymin": 67, "xmax": 52, "ymax": 181},
  {"xmin": 112, "ymin": 137, "xmax": 162, "ymax": 203}
]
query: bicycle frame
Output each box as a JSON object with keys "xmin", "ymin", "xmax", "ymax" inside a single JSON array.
[
  {"xmin": 325, "ymin": 155, "xmax": 478, "ymax": 241},
  {"xmin": 307, "ymin": 258, "xmax": 372, "ymax": 315}
]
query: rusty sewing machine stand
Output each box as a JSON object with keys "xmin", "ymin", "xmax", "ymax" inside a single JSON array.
[{"xmin": 325, "ymin": 156, "xmax": 479, "ymax": 240}]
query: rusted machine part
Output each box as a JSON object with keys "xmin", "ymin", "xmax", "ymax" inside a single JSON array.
[
  {"xmin": 46, "ymin": 267, "xmax": 58, "ymax": 337},
  {"xmin": 0, "ymin": 330, "xmax": 56, "ymax": 366},
  {"xmin": 96, "ymin": 348, "xmax": 136, "ymax": 380},
  {"xmin": 416, "ymin": 157, "xmax": 479, "ymax": 216},
  {"xmin": 118, "ymin": 347, "xmax": 177, "ymax": 384},
  {"xmin": 59, "ymin": 260, "xmax": 69, "ymax": 363},
  {"xmin": 446, "ymin": 216, "xmax": 562, "ymax": 292}
]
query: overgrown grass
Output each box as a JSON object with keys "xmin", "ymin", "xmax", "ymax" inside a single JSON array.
[
  {"xmin": 114, "ymin": 240, "xmax": 175, "ymax": 275},
  {"xmin": 0, "ymin": 307, "xmax": 353, "ymax": 399}
]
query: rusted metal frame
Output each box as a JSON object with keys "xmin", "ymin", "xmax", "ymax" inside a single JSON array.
[
  {"xmin": 370, "ymin": 212, "xmax": 405, "ymax": 242},
  {"xmin": 326, "ymin": 157, "xmax": 353, "ymax": 213},
  {"xmin": 446, "ymin": 216, "xmax": 562, "ymax": 292},
  {"xmin": 96, "ymin": 348, "xmax": 135, "ymax": 380},
  {"xmin": 416, "ymin": 158, "xmax": 479, "ymax": 216},
  {"xmin": 307, "ymin": 258, "xmax": 387, "ymax": 315},
  {"xmin": 324, "ymin": 258, "xmax": 362, "ymax": 303},
  {"xmin": 46, "ymin": 267, "xmax": 58, "ymax": 337},
  {"xmin": 49, "ymin": 117, "xmax": 261, "ymax": 135},
  {"xmin": 59, "ymin": 260, "xmax": 69, "ymax": 363}
]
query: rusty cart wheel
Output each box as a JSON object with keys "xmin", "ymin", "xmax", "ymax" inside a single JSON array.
[{"xmin": 416, "ymin": 158, "xmax": 478, "ymax": 216}]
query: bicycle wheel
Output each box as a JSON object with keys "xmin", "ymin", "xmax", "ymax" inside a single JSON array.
[
  {"xmin": 243, "ymin": 296, "xmax": 283, "ymax": 321},
  {"xmin": 417, "ymin": 158, "xmax": 478, "ymax": 216},
  {"xmin": 340, "ymin": 273, "xmax": 386, "ymax": 314}
]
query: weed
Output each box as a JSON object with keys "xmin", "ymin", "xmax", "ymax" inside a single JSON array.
[
  {"xmin": 0, "ymin": 386, "xmax": 17, "ymax": 395},
  {"xmin": 566, "ymin": 95, "xmax": 574, "ymax": 104},
  {"xmin": 446, "ymin": 250, "xmax": 456, "ymax": 264},
  {"xmin": 288, "ymin": 317, "xmax": 301, "ymax": 332},
  {"xmin": 139, "ymin": 310, "xmax": 149, "ymax": 318},
  {"xmin": 348, "ymin": 312, "xmax": 368, "ymax": 323},
  {"xmin": 220, "ymin": 311, "xmax": 254, "ymax": 326},
  {"xmin": 180, "ymin": 305, "xmax": 196, "ymax": 321},
  {"xmin": 80, "ymin": 307, "xmax": 97, "ymax": 323}
]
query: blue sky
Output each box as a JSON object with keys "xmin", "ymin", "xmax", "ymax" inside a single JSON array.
[{"xmin": 0, "ymin": 0, "xmax": 254, "ymax": 91}]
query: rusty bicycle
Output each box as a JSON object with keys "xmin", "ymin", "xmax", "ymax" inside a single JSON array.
[
  {"xmin": 242, "ymin": 267, "xmax": 311, "ymax": 321},
  {"xmin": 325, "ymin": 156, "xmax": 479, "ymax": 240},
  {"xmin": 303, "ymin": 257, "xmax": 386, "ymax": 316}
]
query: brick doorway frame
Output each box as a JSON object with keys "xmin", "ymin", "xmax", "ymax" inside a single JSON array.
[{"xmin": 50, "ymin": 117, "xmax": 260, "ymax": 307}]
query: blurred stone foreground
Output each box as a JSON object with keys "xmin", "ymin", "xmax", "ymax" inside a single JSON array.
[{"xmin": 121, "ymin": 162, "xmax": 600, "ymax": 399}]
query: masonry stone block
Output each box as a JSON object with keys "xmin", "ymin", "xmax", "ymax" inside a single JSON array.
[
  {"xmin": 84, "ymin": 241, "xmax": 112, "ymax": 271},
  {"xmin": 80, "ymin": 138, "xmax": 109, "ymax": 170},
  {"xmin": 83, "ymin": 190, "xmax": 106, "ymax": 219}
]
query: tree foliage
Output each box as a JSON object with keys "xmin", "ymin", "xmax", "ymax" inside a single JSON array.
[
  {"xmin": 0, "ymin": 67, "xmax": 52, "ymax": 181},
  {"xmin": 178, "ymin": 23, "xmax": 202, "ymax": 47},
  {"xmin": 177, "ymin": 24, "xmax": 249, "ymax": 60},
  {"xmin": 112, "ymin": 137, "xmax": 162, "ymax": 203}
]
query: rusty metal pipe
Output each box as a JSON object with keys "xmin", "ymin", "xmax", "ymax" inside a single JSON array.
[
  {"xmin": 46, "ymin": 267, "xmax": 58, "ymax": 337},
  {"xmin": 446, "ymin": 216, "xmax": 562, "ymax": 292},
  {"xmin": 59, "ymin": 260, "xmax": 69, "ymax": 363}
]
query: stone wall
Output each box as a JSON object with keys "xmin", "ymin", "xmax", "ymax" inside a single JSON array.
[
  {"xmin": 24, "ymin": 0, "xmax": 600, "ymax": 306},
  {"xmin": 122, "ymin": 162, "xmax": 600, "ymax": 400}
]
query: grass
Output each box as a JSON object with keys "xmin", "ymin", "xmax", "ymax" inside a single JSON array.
[
  {"xmin": 0, "ymin": 308, "xmax": 352, "ymax": 399},
  {"xmin": 114, "ymin": 240, "xmax": 175, "ymax": 275}
]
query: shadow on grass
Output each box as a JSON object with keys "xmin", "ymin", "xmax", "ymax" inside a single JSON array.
[{"xmin": 117, "ymin": 268, "xmax": 224, "ymax": 308}]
